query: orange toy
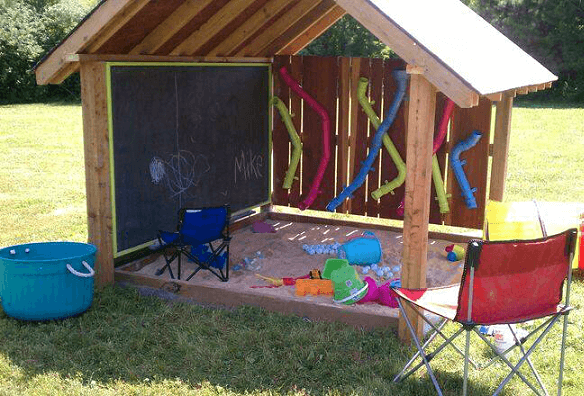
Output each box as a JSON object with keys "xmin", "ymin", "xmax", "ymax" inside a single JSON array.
[{"xmin": 295, "ymin": 279, "xmax": 334, "ymax": 296}]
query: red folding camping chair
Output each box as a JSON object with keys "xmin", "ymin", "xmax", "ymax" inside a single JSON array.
[{"xmin": 391, "ymin": 228, "xmax": 578, "ymax": 396}]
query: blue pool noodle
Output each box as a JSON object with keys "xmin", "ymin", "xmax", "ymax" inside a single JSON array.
[
  {"xmin": 450, "ymin": 130, "xmax": 483, "ymax": 209},
  {"xmin": 326, "ymin": 69, "xmax": 408, "ymax": 212}
]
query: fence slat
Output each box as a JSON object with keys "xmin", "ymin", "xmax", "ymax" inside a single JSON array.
[
  {"xmin": 287, "ymin": 56, "xmax": 303, "ymax": 207},
  {"xmin": 271, "ymin": 55, "xmax": 291, "ymax": 206},
  {"xmin": 365, "ymin": 58, "xmax": 384, "ymax": 218},
  {"xmin": 336, "ymin": 57, "xmax": 352, "ymax": 214}
]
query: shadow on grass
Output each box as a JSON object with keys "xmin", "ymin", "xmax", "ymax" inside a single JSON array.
[{"xmin": 0, "ymin": 285, "xmax": 497, "ymax": 395}]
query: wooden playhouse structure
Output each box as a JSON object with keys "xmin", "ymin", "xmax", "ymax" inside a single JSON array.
[{"xmin": 35, "ymin": 0, "xmax": 557, "ymax": 339}]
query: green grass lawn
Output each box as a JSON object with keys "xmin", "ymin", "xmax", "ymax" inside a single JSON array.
[
  {"xmin": 0, "ymin": 103, "xmax": 583, "ymax": 395},
  {"xmin": 505, "ymin": 106, "xmax": 584, "ymax": 202},
  {"xmin": 0, "ymin": 103, "xmax": 87, "ymax": 247}
]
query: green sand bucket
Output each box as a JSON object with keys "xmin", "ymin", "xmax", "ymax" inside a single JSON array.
[
  {"xmin": 331, "ymin": 265, "xmax": 368, "ymax": 305},
  {"xmin": 322, "ymin": 258, "xmax": 350, "ymax": 279}
]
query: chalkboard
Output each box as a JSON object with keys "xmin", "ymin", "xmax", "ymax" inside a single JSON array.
[{"xmin": 107, "ymin": 63, "xmax": 270, "ymax": 256}]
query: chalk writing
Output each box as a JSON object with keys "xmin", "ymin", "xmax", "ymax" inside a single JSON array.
[
  {"xmin": 149, "ymin": 150, "xmax": 210, "ymax": 199},
  {"xmin": 234, "ymin": 149, "xmax": 263, "ymax": 184},
  {"xmin": 149, "ymin": 157, "xmax": 166, "ymax": 184}
]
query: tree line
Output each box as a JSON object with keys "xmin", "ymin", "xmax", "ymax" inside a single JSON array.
[{"xmin": 1, "ymin": 0, "xmax": 582, "ymax": 103}]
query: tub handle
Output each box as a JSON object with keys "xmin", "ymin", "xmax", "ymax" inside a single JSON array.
[{"xmin": 66, "ymin": 261, "xmax": 95, "ymax": 278}]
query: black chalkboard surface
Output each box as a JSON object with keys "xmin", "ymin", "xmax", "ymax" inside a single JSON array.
[{"xmin": 108, "ymin": 63, "xmax": 270, "ymax": 255}]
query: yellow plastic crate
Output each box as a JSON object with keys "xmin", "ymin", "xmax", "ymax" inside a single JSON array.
[{"xmin": 484, "ymin": 201, "xmax": 581, "ymax": 269}]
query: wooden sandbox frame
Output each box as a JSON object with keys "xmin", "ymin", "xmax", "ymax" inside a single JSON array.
[{"xmin": 114, "ymin": 206, "xmax": 474, "ymax": 330}]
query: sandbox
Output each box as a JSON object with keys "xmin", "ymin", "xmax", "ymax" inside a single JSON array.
[{"xmin": 116, "ymin": 215, "xmax": 467, "ymax": 329}]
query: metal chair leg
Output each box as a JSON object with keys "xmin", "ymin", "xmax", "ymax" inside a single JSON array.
[
  {"xmin": 558, "ymin": 311, "xmax": 570, "ymax": 396},
  {"xmin": 463, "ymin": 328, "xmax": 471, "ymax": 396},
  {"xmin": 493, "ymin": 315, "xmax": 563, "ymax": 396},
  {"xmin": 396, "ymin": 299, "xmax": 444, "ymax": 396}
]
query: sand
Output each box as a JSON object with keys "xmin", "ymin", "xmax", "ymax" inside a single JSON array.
[{"xmin": 121, "ymin": 219, "xmax": 464, "ymax": 320}]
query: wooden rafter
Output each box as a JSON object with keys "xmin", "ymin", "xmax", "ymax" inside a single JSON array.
[
  {"xmin": 84, "ymin": 0, "xmax": 151, "ymax": 53},
  {"xmin": 129, "ymin": 0, "xmax": 215, "ymax": 55},
  {"xmin": 234, "ymin": 0, "xmax": 321, "ymax": 56},
  {"xmin": 36, "ymin": 0, "xmax": 146, "ymax": 84},
  {"xmin": 257, "ymin": 0, "xmax": 337, "ymax": 57},
  {"xmin": 207, "ymin": 0, "xmax": 292, "ymax": 57},
  {"xmin": 278, "ymin": 5, "xmax": 346, "ymax": 55},
  {"xmin": 171, "ymin": 0, "xmax": 253, "ymax": 56}
]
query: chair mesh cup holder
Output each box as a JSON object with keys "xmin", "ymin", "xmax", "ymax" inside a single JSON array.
[{"xmin": 156, "ymin": 205, "xmax": 231, "ymax": 282}]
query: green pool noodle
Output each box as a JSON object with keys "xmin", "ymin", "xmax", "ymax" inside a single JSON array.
[
  {"xmin": 272, "ymin": 96, "xmax": 302, "ymax": 190},
  {"xmin": 356, "ymin": 78, "xmax": 406, "ymax": 200},
  {"xmin": 432, "ymin": 155, "xmax": 450, "ymax": 214}
]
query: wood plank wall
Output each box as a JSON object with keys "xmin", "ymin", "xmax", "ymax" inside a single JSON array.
[{"xmin": 272, "ymin": 55, "xmax": 492, "ymax": 230}]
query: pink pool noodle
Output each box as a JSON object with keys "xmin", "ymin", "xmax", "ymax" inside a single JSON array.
[
  {"xmin": 433, "ymin": 98, "xmax": 455, "ymax": 154},
  {"xmin": 396, "ymin": 98, "xmax": 455, "ymax": 217},
  {"xmin": 279, "ymin": 66, "xmax": 331, "ymax": 210}
]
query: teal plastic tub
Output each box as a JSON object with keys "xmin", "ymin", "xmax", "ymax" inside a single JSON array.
[{"xmin": 0, "ymin": 242, "xmax": 97, "ymax": 321}]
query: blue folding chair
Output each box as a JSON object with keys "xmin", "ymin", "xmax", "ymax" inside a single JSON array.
[{"xmin": 156, "ymin": 205, "xmax": 231, "ymax": 282}]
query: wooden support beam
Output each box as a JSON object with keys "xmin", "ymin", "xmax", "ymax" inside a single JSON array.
[
  {"xmin": 489, "ymin": 91, "xmax": 514, "ymax": 202},
  {"xmin": 400, "ymin": 73, "xmax": 436, "ymax": 342},
  {"xmin": 207, "ymin": 0, "xmax": 292, "ymax": 57},
  {"xmin": 171, "ymin": 0, "xmax": 252, "ymax": 56},
  {"xmin": 235, "ymin": 0, "xmax": 320, "ymax": 56},
  {"xmin": 74, "ymin": 54, "xmax": 272, "ymax": 63},
  {"xmin": 130, "ymin": 0, "xmax": 215, "ymax": 55},
  {"xmin": 277, "ymin": 5, "xmax": 346, "ymax": 55},
  {"xmin": 80, "ymin": 62, "xmax": 114, "ymax": 288},
  {"xmin": 35, "ymin": 0, "xmax": 143, "ymax": 85},
  {"xmin": 486, "ymin": 92, "xmax": 502, "ymax": 102}
]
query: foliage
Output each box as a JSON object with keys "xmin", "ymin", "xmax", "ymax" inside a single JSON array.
[
  {"xmin": 0, "ymin": 0, "xmax": 89, "ymax": 103},
  {"xmin": 301, "ymin": 15, "xmax": 396, "ymax": 59},
  {"xmin": 463, "ymin": 0, "xmax": 584, "ymax": 102}
]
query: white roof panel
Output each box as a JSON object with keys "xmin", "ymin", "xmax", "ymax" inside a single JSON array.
[{"xmin": 368, "ymin": 0, "xmax": 557, "ymax": 94}]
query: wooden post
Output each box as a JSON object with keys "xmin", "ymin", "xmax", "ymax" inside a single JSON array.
[
  {"xmin": 489, "ymin": 91, "xmax": 514, "ymax": 202},
  {"xmin": 399, "ymin": 72, "xmax": 436, "ymax": 342},
  {"xmin": 80, "ymin": 61, "xmax": 114, "ymax": 288}
]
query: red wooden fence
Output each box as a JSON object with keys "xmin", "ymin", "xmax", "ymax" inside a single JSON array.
[{"xmin": 272, "ymin": 55, "xmax": 491, "ymax": 229}]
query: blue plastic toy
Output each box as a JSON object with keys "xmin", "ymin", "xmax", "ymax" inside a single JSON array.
[
  {"xmin": 450, "ymin": 130, "xmax": 483, "ymax": 209},
  {"xmin": 337, "ymin": 231, "xmax": 382, "ymax": 265}
]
